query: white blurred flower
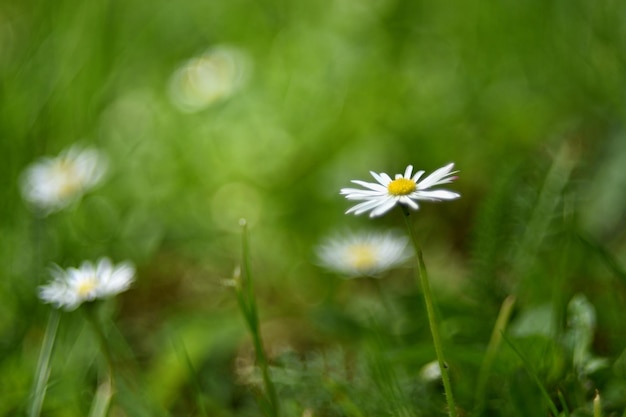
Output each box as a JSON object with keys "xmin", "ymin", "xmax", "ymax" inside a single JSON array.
[
  {"xmin": 340, "ymin": 163, "xmax": 460, "ymax": 218},
  {"xmin": 419, "ymin": 360, "xmax": 442, "ymax": 382},
  {"xmin": 20, "ymin": 145, "xmax": 107, "ymax": 215},
  {"xmin": 168, "ymin": 45, "xmax": 251, "ymax": 113},
  {"xmin": 39, "ymin": 258, "xmax": 135, "ymax": 311},
  {"xmin": 316, "ymin": 231, "xmax": 410, "ymax": 277}
]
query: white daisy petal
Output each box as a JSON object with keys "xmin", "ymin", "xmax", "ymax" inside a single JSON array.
[
  {"xmin": 400, "ymin": 196, "xmax": 419, "ymax": 210},
  {"xmin": 379, "ymin": 172, "xmax": 393, "ymax": 184},
  {"xmin": 99, "ymin": 262, "xmax": 135, "ymax": 296},
  {"xmin": 96, "ymin": 257, "xmax": 113, "ymax": 277},
  {"xmin": 415, "ymin": 190, "xmax": 461, "ymax": 200},
  {"xmin": 20, "ymin": 145, "xmax": 108, "ymax": 215},
  {"xmin": 352, "ymin": 199, "xmax": 388, "ymax": 215},
  {"xmin": 369, "ymin": 171, "xmax": 389, "ymax": 186},
  {"xmin": 350, "ymin": 180, "xmax": 388, "ymax": 192},
  {"xmin": 340, "ymin": 186, "xmax": 382, "ymax": 196},
  {"xmin": 369, "ymin": 198, "xmax": 398, "ymax": 218},
  {"xmin": 340, "ymin": 188, "xmax": 370, "ymax": 195},
  {"xmin": 416, "ymin": 163, "xmax": 456, "ymax": 189},
  {"xmin": 39, "ymin": 258, "xmax": 135, "ymax": 311},
  {"xmin": 316, "ymin": 231, "xmax": 411, "ymax": 277},
  {"xmin": 346, "ymin": 198, "xmax": 385, "ymax": 214},
  {"xmin": 412, "ymin": 170, "xmax": 425, "ymax": 182},
  {"xmin": 342, "ymin": 191, "xmax": 384, "ymax": 200},
  {"xmin": 341, "ymin": 163, "xmax": 460, "ymax": 217}
]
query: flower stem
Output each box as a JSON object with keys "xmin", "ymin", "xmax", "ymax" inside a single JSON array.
[
  {"xmin": 83, "ymin": 304, "xmax": 115, "ymax": 379},
  {"xmin": 28, "ymin": 309, "xmax": 60, "ymax": 417},
  {"xmin": 401, "ymin": 207, "xmax": 457, "ymax": 417},
  {"xmin": 238, "ymin": 219, "xmax": 279, "ymax": 417}
]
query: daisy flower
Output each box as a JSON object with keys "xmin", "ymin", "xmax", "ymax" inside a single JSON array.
[
  {"xmin": 20, "ymin": 145, "xmax": 107, "ymax": 215},
  {"xmin": 340, "ymin": 163, "xmax": 460, "ymax": 218},
  {"xmin": 168, "ymin": 45, "xmax": 251, "ymax": 113},
  {"xmin": 316, "ymin": 231, "xmax": 410, "ymax": 277},
  {"xmin": 39, "ymin": 258, "xmax": 135, "ymax": 311}
]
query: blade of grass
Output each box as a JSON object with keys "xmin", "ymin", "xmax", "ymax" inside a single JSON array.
[
  {"xmin": 593, "ymin": 390, "xmax": 601, "ymax": 417},
  {"xmin": 501, "ymin": 332, "xmax": 559, "ymax": 417},
  {"xmin": 28, "ymin": 309, "xmax": 60, "ymax": 417},
  {"xmin": 87, "ymin": 376, "xmax": 114, "ymax": 417},
  {"xmin": 473, "ymin": 295, "xmax": 516, "ymax": 415},
  {"xmin": 511, "ymin": 143, "xmax": 575, "ymax": 283},
  {"xmin": 365, "ymin": 324, "xmax": 416, "ymax": 417},
  {"xmin": 576, "ymin": 232, "xmax": 626, "ymax": 282},
  {"xmin": 171, "ymin": 336, "xmax": 209, "ymax": 417},
  {"xmin": 83, "ymin": 304, "xmax": 115, "ymax": 374},
  {"xmin": 557, "ymin": 390, "xmax": 570, "ymax": 417},
  {"xmin": 82, "ymin": 303, "xmax": 125, "ymax": 416},
  {"xmin": 240, "ymin": 219, "xmax": 259, "ymax": 331},
  {"xmin": 236, "ymin": 219, "xmax": 279, "ymax": 417}
]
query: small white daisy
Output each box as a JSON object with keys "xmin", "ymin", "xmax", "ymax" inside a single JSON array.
[
  {"xmin": 168, "ymin": 45, "xmax": 251, "ymax": 113},
  {"xmin": 340, "ymin": 163, "xmax": 460, "ymax": 218},
  {"xmin": 316, "ymin": 231, "xmax": 410, "ymax": 277},
  {"xmin": 20, "ymin": 145, "xmax": 107, "ymax": 215},
  {"xmin": 39, "ymin": 258, "xmax": 135, "ymax": 311}
]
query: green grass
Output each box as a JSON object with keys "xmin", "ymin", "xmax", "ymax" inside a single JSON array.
[{"xmin": 2, "ymin": 0, "xmax": 626, "ymax": 415}]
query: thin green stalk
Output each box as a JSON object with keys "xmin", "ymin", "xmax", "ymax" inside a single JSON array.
[
  {"xmin": 372, "ymin": 276, "xmax": 393, "ymax": 314},
  {"xmin": 366, "ymin": 318, "xmax": 418, "ymax": 417},
  {"xmin": 171, "ymin": 336, "xmax": 209, "ymax": 417},
  {"xmin": 83, "ymin": 305, "xmax": 115, "ymax": 378},
  {"xmin": 511, "ymin": 143, "xmax": 574, "ymax": 281},
  {"xmin": 87, "ymin": 376, "xmax": 113, "ymax": 417},
  {"xmin": 593, "ymin": 390, "xmax": 601, "ymax": 417},
  {"xmin": 474, "ymin": 295, "xmax": 516, "ymax": 415},
  {"xmin": 557, "ymin": 390, "xmax": 570, "ymax": 417},
  {"xmin": 401, "ymin": 208, "xmax": 457, "ymax": 417},
  {"xmin": 28, "ymin": 309, "xmax": 61, "ymax": 417},
  {"xmin": 501, "ymin": 332, "xmax": 559, "ymax": 417},
  {"xmin": 238, "ymin": 219, "xmax": 279, "ymax": 417},
  {"xmin": 240, "ymin": 220, "xmax": 258, "ymax": 329},
  {"xmin": 83, "ymin": 304, "xmax": 119, "ymax": 417}
]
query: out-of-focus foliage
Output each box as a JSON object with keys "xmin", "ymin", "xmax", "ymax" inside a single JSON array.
[{"xmin": 1, "ymin": 0, "xmax": 626, "ymax": 415}]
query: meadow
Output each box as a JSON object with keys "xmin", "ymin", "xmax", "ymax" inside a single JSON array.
[{"xmin": 1, "ymin": 0, "xmax": 626, "ymax": 416}]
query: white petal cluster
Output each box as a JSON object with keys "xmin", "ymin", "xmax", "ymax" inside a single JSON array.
[
  {"xmin": 316, "ymin": 231, "xmax": 410, "ymax": 277},
  {"xmin": 168, "ymin": 45, "xmax": 251, "ymax": 113},
  {"xmin": 340, "ymin": 163, "xmax": 460, "ymax": 218},
  {"xmin": 419, "ymin": 360, "xmax": 443, "ymax": 382},
  {"xmin": 20, "ymin": 145, "xmax": 107, "ymax": 215},
  {"xmin": 39, "ymin": 258, "xmax": 135, "ymax": 311}
]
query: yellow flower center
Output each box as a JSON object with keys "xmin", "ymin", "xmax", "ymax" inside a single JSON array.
[
  {"xmin": 387, "ymin": 178, "xmax": 416, "ymax": 196},
  {"xmin": 77, "ymin": 277, "xmax": 98, "ymax": 297},
  {"xmin": 53, "ymin": 160, "xmax": 82, "ymax": 198},
  {"xmin": 347, "ymin": 244, "xmax": 377, "ymax": 271}
]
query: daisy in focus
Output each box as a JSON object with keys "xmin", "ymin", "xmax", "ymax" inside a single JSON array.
[
  {"xmin": 317, "ymin": 231, "xmax": 410, "ymax": 277},
  {"xmin": 340, "ymin": 163, "xmax": 460, "ymax": 218},
  {"xmin": 39, "ymin": 258, "xmax": 135, "ymax": 311},
  {"xmin": 20, "ymin": 145, "xmax": 107, "ymax": 215}
]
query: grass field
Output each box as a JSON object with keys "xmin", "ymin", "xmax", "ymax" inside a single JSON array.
[{"xmin": 1, "ymin": 0, "xmax": 626, "ymax": 416}]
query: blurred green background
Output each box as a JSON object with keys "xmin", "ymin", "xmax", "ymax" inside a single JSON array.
[{"xmin": 2, "ymin": 0, "xmax": 626, "ymax": 415}]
